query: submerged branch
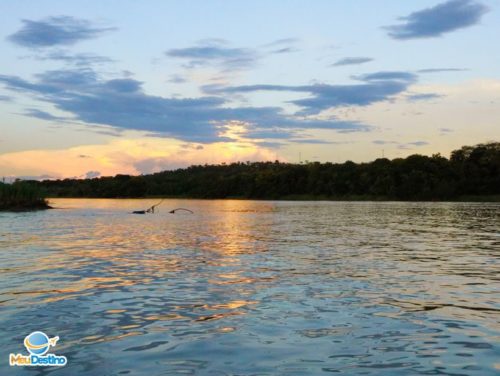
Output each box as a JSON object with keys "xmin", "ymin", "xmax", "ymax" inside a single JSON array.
[{"xmin": 169, "ymin": 208, "xmax": 194, "ymax": 214}]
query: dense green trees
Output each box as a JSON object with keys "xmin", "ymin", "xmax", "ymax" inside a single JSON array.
[
  {"xmin": 0, "ymin": 181, "xmax": 50, "ymax": 210},
  {"xmin": 37, "ymin": 142, "xmax": 500, "ymax": 200}
]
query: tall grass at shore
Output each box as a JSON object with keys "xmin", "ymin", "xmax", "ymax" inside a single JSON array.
[{"xmin": 0, "ymin": 181, "xmax": 50, "ymax": 211}]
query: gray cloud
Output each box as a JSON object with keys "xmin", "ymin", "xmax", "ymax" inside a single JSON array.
[
  {"xmin": 265, "ymin": 38, "xmax": 299, "ymax": 47},
  {"xmin": 439, "ymin": 127, "xmax": 454, "ymax": 133},
  {"xmin": 166, "ymin": 39, "xmax": 299, "ymax": 72},
  {"xmin": 289, "ymin": 139, "xmax": 338, "ymax": 144},
  {"xmin": 167, "ymin": 74, "xmax": 187, "ymax": 84},
  {"xmin": 253, "ymin": 141, "xmax": 287, "ymax": 148},
  {"xmin": 407, "ymin": 141, "xmax": 429, "ymax": 146},
  {"xmin": 22, "ymin": 108, "xmax": 70, "ymax": 122},
  {"xmin": 271, "ymin": 47, "xmax": 298, "ymax": 54},
  {"xmin": 180, "ymin": 143, "xmax": 204, "ymax": 150},
  {"xmin": 406, "ymin": 93, "xmax": 443, "ymax": 102},
  {"xmin": 373, "ymin": 140, "xmax": 429, "ymax": 148},
  {"xmin": 240, "ymin": 129, "xmax": 298, "ymax": 140},
  {"xmin": 386, "ymin": 0, "xmax": 489, "ymax": 40},
  {"xmin": 134, "ymin": 158, "xmax": 175, "ymax": 174},
  {"xmin": 332, "ymin": 57, "xmax": 373, "ymax": 67},
  {"xmin": 372, "ymin": 140, "xmax": 398, "ymax": 145},
  {"xmin": 264, "ymin": 38, "xmax": 300, "ymax": 54},
  {"xmin": 35, "ymin": 50, "xmax": 114, "ymax": 66},
  {"xmin": 7, "ymin": 16, "xmax": 116, "ymax": 48},
  {"xmin": 0, "ymin": 68, "xmax": 369, "ymax": 143},
  {"xmin": 354, "ymin": 71, "xmax": 417, "ymax": 82},
  {"xmin": 0, "ymin": 95, "xmax": 12, "ymax": 101},
  {"xmin": 417, "ymin": 68, "xmax": 468, "ymax": 73},
  {"xmin": 84, "ymin": 171, "xmax": 101, "ymax": 179},
  {"xmin": 204, "ymin": 71, "xmax": 417, "ymax": 115},
  {"xmin": 166, "ymin": 40, "xmax": 257, "ymax": 71}
]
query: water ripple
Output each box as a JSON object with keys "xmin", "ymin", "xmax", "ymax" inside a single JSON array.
[{"xmin": 0, "ymin": 199, "xmax": 499, "ymax": 375}]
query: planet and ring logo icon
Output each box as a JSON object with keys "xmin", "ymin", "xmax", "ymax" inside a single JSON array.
[{"xmin": 24, "ymin": 331, "xmax": 59, "ymax": 356}]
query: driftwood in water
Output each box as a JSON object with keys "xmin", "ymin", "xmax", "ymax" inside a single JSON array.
[
  {"xmin": 131, "ymin": 200, "xmax": 164, "ymax": 215},
  {"xmin": 169, "ymin": 208, "xmax": 194, "ymax": 214}
]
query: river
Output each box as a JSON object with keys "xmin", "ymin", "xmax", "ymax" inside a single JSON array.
[{"xmin": 0, "ymin": 199, "xmax": 499, "ymax": 375}]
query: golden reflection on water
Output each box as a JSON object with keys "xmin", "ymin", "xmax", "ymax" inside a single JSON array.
[
  {"xmin": 17, "ymin": 200, "xmax": 269, "ymax": 291},
  {"xmin": 22, "ymin": 200, "xmax": 271, "ymax": 315}
]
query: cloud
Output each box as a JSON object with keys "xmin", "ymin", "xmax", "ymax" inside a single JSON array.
[
  {"xmin": 105, "ymin": 78, "xmax": 142, "ymax": 92},
  {"xmin": 263, "ymin": 38, "xmax": 300, "ymax": 54},
  {"xmin": 166, "ymin": 40, "xmax": 258, "ymax": 71},
  {"xmin": 289, "ymin": 139, "xmax": 339, "ymax": 144},
  {"xmin": 254, "ymin": 141, "xmax": 286, "ymax": 148},
  {"xmin": 167, "ymin": 74, "xmax": 187, "ymax": 84},
  {"xmin": 417, "ymin": 68, "xmax": 468, "ymax": 73},
  {"xmin": 133, "ymin": 158, "xmax": 173, "ymax": 174},
  {"xmin": 35, "ymin": 50, "xmax": 114, "ymax": 66},
  {"xmin": 386, "ymin": 0, "xmax": 489, "ymax": 40},
  {"xmin": 7, "ymin": 16, "xmax": 116, "ymax": 48},
  {"xmin": 270, "ymin": 47, "xmax": 297, "ymax": 54},
  {"xmin": 372, "ymin": 140, "xmax": 398, "ymax": 145},
  {"xmin": 237, "ymin": 128, "xmax": 298, "ymax": 140},
  {"xmin": 439, "ymin": 127, "xmax": 454, "ymax": 133},
  {"xmin": 398, "ymin": 141, "xmax": 429, "ymax": 149},
  {"xmin": 331, "ymin": 57, "xmax": 373, "ymax": 67},
  {"xmin": 262, "ymin": 38, "xmax": 300, "ymax": 54},
  {"xmin": 0, "ymin": 68, "xmax": 369, "ymax": 142},
  {"xmin": 407, "ymin": 141, "xmax": 429, "ymax": 146},
  {"xmin": 265, "ymin": 38, "xmax": 299, "ymax": 47},
  {"xmin": 406, "ymin": 93, "xmax": 443, "ymax": 101},
  {"xmin": 180, "ymin": 143, "xmax": 204, "ymax": 150},
  {"xmin": 84, "ymin": 170, "xmax": 100, "ymax": 179},
  {"xmin": 166, "ymin": 38, "xmax": 299, "ymax": 72},
  {"xmin": 22, "ymin": 108, "xmax": 70, "ymax": 122},
  {"xmin": 204, "ymin": 71, "xmax": 417, "ymax": 115},
  {"xmin": 354, "ymin": 71, "xmax": 417, "ymax": 82},
  {"xmin": 0, "ymin": 95, "xmax": 12, "ymax": 101},
  {"xmin": 373, "ymin": 140, "xmax": 428, "ymax": 148}
]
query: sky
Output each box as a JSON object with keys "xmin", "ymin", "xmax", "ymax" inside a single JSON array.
[{"xmin": 0, "ymin": 0, "xmax": 499, "ymax": 180}]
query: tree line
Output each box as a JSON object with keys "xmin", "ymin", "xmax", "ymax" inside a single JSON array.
[{"xmin": 35, "ymin": 142, "xmax": 500, "ymax": 200}]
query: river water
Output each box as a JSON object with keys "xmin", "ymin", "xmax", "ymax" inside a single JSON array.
[{"xmin": 0, "ymin": 199, "xmax": 499, "ymax": 375}]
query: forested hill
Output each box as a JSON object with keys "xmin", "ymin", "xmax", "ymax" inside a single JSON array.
[{"xmin": 37, "ymin": 142, "xmax": 500, "ymax": 200}]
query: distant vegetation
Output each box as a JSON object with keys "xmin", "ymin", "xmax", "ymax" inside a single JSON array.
[
  {"xmin": 0, "ymin": 181, "xmax": 50, "ymax": 211},
  {"xmin": 37, "ymin": 142, "xmax": 500, "ymax": 201}
]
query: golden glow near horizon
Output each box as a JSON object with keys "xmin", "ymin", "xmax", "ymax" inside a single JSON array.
[{"xmin": 0, "ymin": 136, "xmax": 278, "ymax": 179}]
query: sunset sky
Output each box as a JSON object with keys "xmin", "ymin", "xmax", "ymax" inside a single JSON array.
[{"xmin": 0, "ymin": 0, "xmax": 499, "ymax": 179}]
